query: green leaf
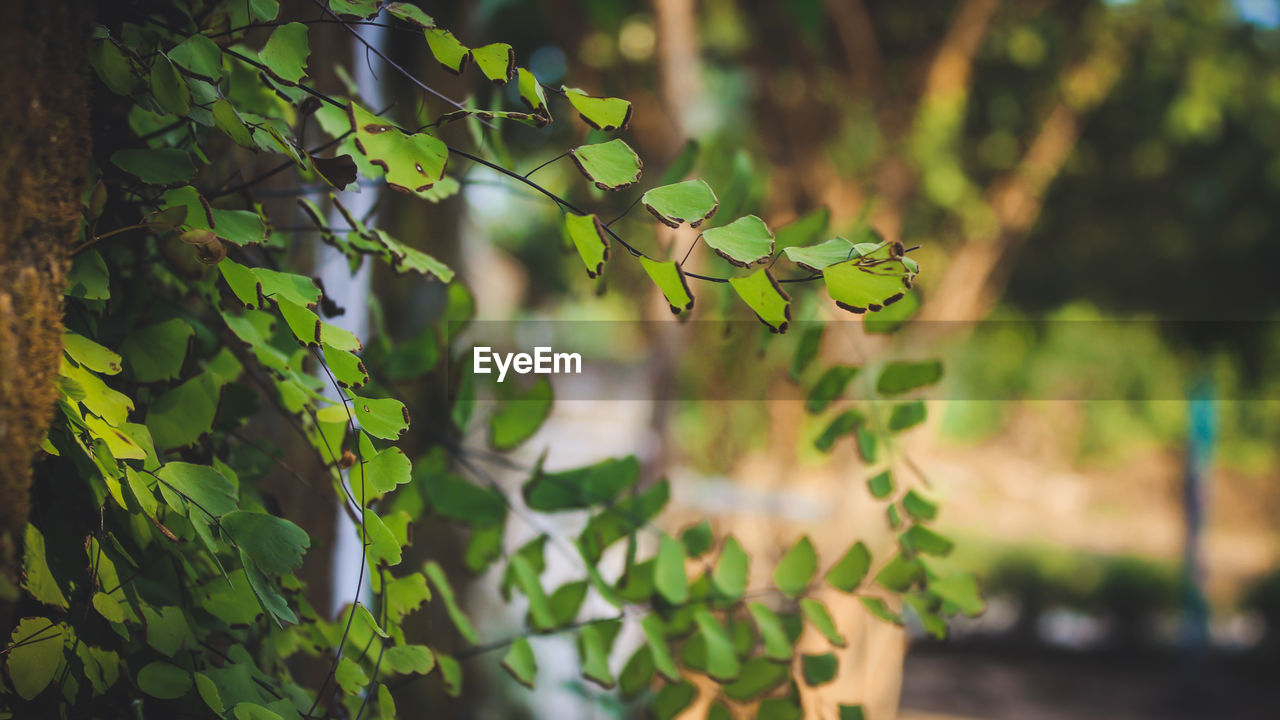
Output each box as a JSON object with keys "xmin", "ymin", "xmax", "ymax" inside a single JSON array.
[
  {"xmin": 385, "ymin": 2, "xmax": 435, "ymax": 27},
  {"xmin": 577, "ymin": 623, "xmax": 616, "ymax": 688},
  {"xmin": 64, "ymin": 332, "xmax": 122, "ymax": 375},
  {"xmin": 806, "ymin": 365, "xmax": 859, "ymax": 414},
  {"xmin": 22, "ymin": 525, "xmax": 68, "ymax": 609},
  {"xmin": 823, "ymin": 242, "xmax": 918, "ymax": 314},
  {"xmin": 563, "ymin": 86, "xmax": 632, "ymax": 131},
  {"xmin": 711, "ymin": 536, "xmax": 748, "ymax": 599},
  {"xmin": 147, "ymin": 373, "xmax": 225, "ymax": 450},
  {"xmin": 6, "ymin": 617, "xmax": 64, "ymax": 700},
  {"xmin": 523, "ymin": 455, "xmax": 639, "ymax": 511},
  {"xmin": 120, "ymin": 318, "xmax": 193, "ymax": 383},
  {"xmin": 349, "ymin": 102, "xmax": 448, "ymax": 193},
  {"xmin": 874, "ymin": 553, "xmax": 924, "ymax": 592},
  {"xmin": 729, "ymin": 269, "xmax": 790, "ymax": 333},
  {"xmin": 437, "ymin": 652, "xmax": 462, "ymax": 696},
  {"xmin": 578, "ymin": 479, "xmax": 669, "ymax": 562},
  {"xmin": 330, "ymin": 0, "xmax": 383, "ymax": 19},
  {"xmin": 702, "ymin": 215, "xmax": 774, "ymax": 267},
  {"xmin": 138, "ymin": 661, "xmax": 192, "ymax": 699},
  {"xmin": 876, "ymin": 360, "xmax": 943, "ymax": 396},
  {"xmin": 860, "ymin": 596, "xmax": 902, "ymax": 625},
  {"xmin": 901, "ymin": 525, "xmax": 953, "ymax": 557},
  {"xmin": 239, "ymin": 548, "xmax": 298, "ymax": 625},
  {"xmin": 791, "ymin": 325, "xmax": 823, "ymax": 380},
  {"xmin": 800, "ymin": 597, "xmax": 846, "ymax": 647},
  {"xmin": 501, "ymin": 637, "xmax": 537, "ymax": 688},
  {"xmin": 888, "ymin": 400, "xmax": 927, "ymax": 432},
  {"xmin": 356, "ymin": 444, "xmax": 411, "ymax": 500},
  {"xmin": 233, "ymin": 704, "xmax": 283, "ymax": 720},
  {"xmin": 169, "ymin": 34, "xmax": 223, "ymax": 81},
  {"xmin": 814, "ymin": 409, "xmax": 864, "ymax": 452},
  {"xmin": 723, "ymin": 657, "xmax": 788, "ymax": 702},
  {"xmin": 517, "ymin": 68, "xmax": 549, "ymax": 116},
  {"xmin": 640, "ymin": 615, "xmax": 681, "ymax": 681},
  {"xmin": 549, "ymin": 580, "xmax": 589, "ymax": 627},
  {"xmin": 323, "ymin": 345, "xmax": 369, "ymax": 389},
  {"xmin": 150, "ymin": 56, "xmax": 191, "ymax": 116},
  {"xmin": 90, "ymin": 37, "xmax": 140, "ymax": 96},
  {"xmin": 746, "ymin": 602, "xmax": 792, "ymax": 660},
  {"xmin": 423, "ymin": 470, "xmax": 505, "ymax": 525},
  {"xmin": 930, "ymin": 571, "xmax": 985, "ymax": 616},
  {"xmin": 383, "ymin": 645, "xmax": 435, "ymax": 675},
  {"xmin": 866, "ymin": 470, "xmax": 893, "ymax": 500},
  {"xmin": 680, "ymin": 521, "xmax": 713, "ymax": 556},
  {"xmin": 564, "ymin": 212, "xmax": 610, "ymax": 278},
  {"xmin": 112, "ymin": 149, "xmax": 195, "ymax": 185},
  {"xmin": 335, "ymin": 656, "xmax": 369, "ymax": 694},
  {"xmin": 654, "ymin": 534, "xmax": 689, "ymax": 604},
  {"xmin": 66, "ymin": 250, "xmax": 110, "ymax": 300},
  {"xmin": 348, "ymin": 392, "xmax": 410, "ymax": 440},
  {"xmin": 773, "ymin": 535, "xmax": 817, "ymax": 598},
  {"xmin": 825, "ymin": 541, "xmax": 871, "ymax": 592},
  {"xmin": 253, "ymin": 267, "xmax": 321, "ymax": 307},
  {"xmin": 424, "ymin": 561, "xmax": 479, "ymax": 644},
  {"xmin": 654, "ymin": 681, "xmax": 696, "ymax": 720},
  {"xmin": 902, "ymin": 489, "xmax": 938, "ymax": 522},
  {"xmin": 142, "ymin": 606, "xmax": 191, "ymax": 657},
  {"xmin": 510, "ymin": 554, "xmax": 555, "ymax": 631},
  {"xmin": 222, "ymin": 511, "xmax": 309, "ymax": 574},
  {"xmin": 619, "ymin": 645, "xmax": 654, "ymax": 699},
  {"xmin": 156, "ymin": 462, "xmax": 238, "ymax": 517},
  {"xmin": 641, "ymin": 179, "xmax": 718, "ymax": 228},
  {"xmin": 93, "ymin": 592, "xmax": 125, "ymax": 623},
  {"xmin": 783, "ymin": 236, "xmax": 869, "ymax": 272},
  {"xmin": 213, "ymin": 99, "xmax": 255, "ymax": 148},
  {"xmin": 569, "ymin": 139, "xmax": 642, "ymax": 191},
  {"xmin": 372, "ymin": 228, "xmax": 455, "ymax": 281},
  {"xmin": 639, "ymin": 257, "xmax": 694, "ymax": 315},
  {"xmin": 258, "ymin": 22, "xmax": 309, "ymax": 84},
  {"xmin": 425, "ymin": 27, "xmax": 469, "ymax": 73},
  {"xmin": 472, "ymin": 42, "xmax": 514, "ymax": 82},
  {"xmin": 801, "ymin": 652, "xmax": 838, "ymax": 686},
  {"xmin": 863, "ymin": 289, "xmax": 921, "ymax": 334},
  {"xmin": 693, "ymin": 608, "xmax": 740, "ymax": 681}
]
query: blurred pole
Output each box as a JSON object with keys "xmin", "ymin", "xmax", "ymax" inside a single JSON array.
[
  {"xmin": 1180, "ymin": 373, "xmax": 1216, "ymax": 671},
  {"xmin": 322, "ymin": 24, "xmax": 384, "ymax": 618}
]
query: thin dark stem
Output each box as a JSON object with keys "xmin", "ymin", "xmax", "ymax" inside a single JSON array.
[
  {"xmin": 522, "ymin": 152, "xmax": 567, "ymax": 179},
  {"xmin": 605, "ymin": 194, "xmax": 642, "ymax": 227}
]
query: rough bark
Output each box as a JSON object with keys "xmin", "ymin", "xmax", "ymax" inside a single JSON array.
[{"xmin": 0, "ymin": 0, "xmax": 92, "ymax": 624}]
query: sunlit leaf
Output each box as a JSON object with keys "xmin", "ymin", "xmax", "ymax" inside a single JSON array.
[
  {"xmin": 349, "ymin": 102, "xmax": 447, "ymax": 193},
  {"xmin": 472, "ymin": 43, "xmax": 514, "ymax": 83},
  {"xmin": 823, "ymin": 242, "xmax": 918, "ymax": 314},
  {"xmin": 693, "ymin": 608, "xmax": 740, "ymax": 681},
  {"xmin": 746, "ymin": 602, "xmax": 792, "ymax": 661},
  {"xmin": 564, "ymin": 212, "xmax": 610, "ymax": 278},
  {"xmin": 654, "ymin": 534, "xmax": 689, "ymax": 604},
  {"xmin": 563, "ymin": 86, "xmax": 632, "ymax": 131},
  {"xmin": 711, "ymin": 536, "xmax": 748, "ymax": 599},
  {"xmin": 517, "ymin": 68, "xmax": 549, "ymax": 116},
  {"xmin": 729, "ymin": 268, "xmax": 790, "ymax": 333},
  {"xmin": 800, "ymin": 597, "xmax": 846, "ymax": 647},
  {"xmin": 569, "ymin": 139, "xmax": 642, "ymax": 191},
  {"xmin": 641, "ymin": 179, "xmax": 718, "ymax": 228},
  {"xmin": 703, "ymin": 215, "xmax": 774, "ymax": 267},
  {"xmin": 825, "ymin": 541, "xmax": 871, "ymax": 592},
  {"xmin": 773, "ymin": 535, "xmax": 817, "ymax": 598},
  {"xmin": 639, "ymin": 257, "xmax": 694, "ymax": 315},
  {"xmin": 640, "ymin": 615, "xmax": 681, "ymax": 681},
  {"xmin": 425, "ymin": 27, "xmax": 469, "ymax": 73},
  {"xmin": 577, "ymin": 623, "xmax": 616, "ymax": 688}
]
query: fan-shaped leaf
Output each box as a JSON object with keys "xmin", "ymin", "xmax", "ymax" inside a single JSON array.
[
  {"xmin": 502, "ymin": 637, "xmax": 537, "ymax": 688},
  {"xmin": 472, "ymin": 43, "xmax": 514, "ymax": 83},
  {"xmin": 729, "ymin": 268, "xmax": 790, "ymax": 333},
  {"xmin": 639, "ymin": 257, "xmax": 694, "ymax": 314},
  {"xmin": 642, "ymin": 179, "xmax": 718, "ymax": 228},
  {"xmin": 349, "ymin": 103, "xmax": 447, "ymax": 193},
  {"xmin": 774, "ymin": 535, "xmax": 817, "ymax": 598},
  {"xmin": 703, "ymin": 215, "xmax": 774, "ymax": 266},
  {"xmin": 563, "ymin": 87, "xmax": 632, "ymax": 131},
  {"xmin": 564, "ymin": 212, "xmax": 610, "ymax": 278},
  {"xmin": 569, "ymin": 139, "xmax": 642, "ymax": 191}
]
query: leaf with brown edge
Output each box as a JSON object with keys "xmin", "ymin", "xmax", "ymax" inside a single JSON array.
[
  {"xmin": 564, "ymin": 213, "xmax": 609, "ymax": 278},
  {"xmin": 729, "ymin": 268, "xmax": 790, "ymax": 333},
  {"xmin": 568, "ymin": 139, "xmax": 642, "ymax": 191},
  {"xmin": 472, "ymin": 43, "xmax": 514, "ymax": 83},
  {"xmin": 562, "ymin": 86, "xmax": 632, "ymax": 131},
  {"xmin": 348, "ymin": 102, "xmax": 447, "ymax": 193}
]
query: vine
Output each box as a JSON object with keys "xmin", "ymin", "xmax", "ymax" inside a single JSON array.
[{"xmin": 4, "ymin": 2, "xmax": 981, "ymax": 719}]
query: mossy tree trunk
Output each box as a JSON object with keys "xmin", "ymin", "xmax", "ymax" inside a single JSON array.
[{"xmin": 0, "ymin": 0, "xmax": 92, "ymax": 626}]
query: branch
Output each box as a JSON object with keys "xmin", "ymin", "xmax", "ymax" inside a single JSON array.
[{"xmin": 918, "ymin": 0, "xmax": 1000, "ymax": 103}]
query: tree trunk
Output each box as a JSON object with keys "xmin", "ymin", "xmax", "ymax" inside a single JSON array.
[{"xmin": 0, "ymin": 0, "xmax": 92, "ymax": 626}]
